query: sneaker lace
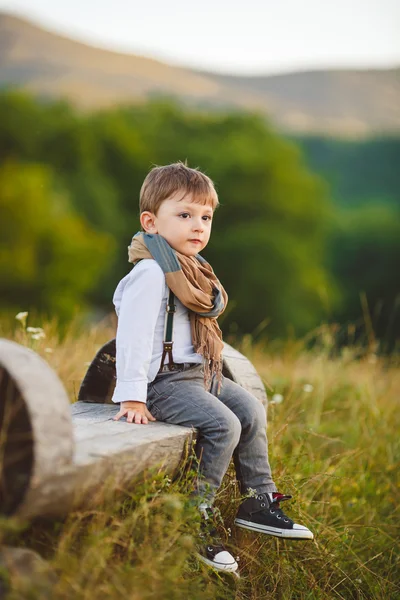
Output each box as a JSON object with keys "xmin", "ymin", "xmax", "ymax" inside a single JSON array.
[{"xmin": 259, "ymin": 492, "xmax": 293, "ymax": 524}]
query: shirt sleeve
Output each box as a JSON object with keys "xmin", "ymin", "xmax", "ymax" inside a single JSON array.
[{"xmin": 112, "ymin": 260, "xmax": 165, "ymax": 404}]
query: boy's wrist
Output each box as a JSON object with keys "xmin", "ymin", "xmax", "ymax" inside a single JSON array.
[{"xmin": 121, "ymin": 400, "xmax": 146, "ymax": 407}]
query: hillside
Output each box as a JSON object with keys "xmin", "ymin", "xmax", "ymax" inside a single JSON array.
[{"xmin": 1, "ymin": 12, "xmax": 399, "ymax": 136}]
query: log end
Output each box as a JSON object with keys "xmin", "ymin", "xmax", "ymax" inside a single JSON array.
[
  {"xmin": 0, "ymin": 339, "xmax": 74, "ymax": 518},
  {"xmin": 0, "ymin": 363, "xmax": 34, "ymax": 516}
]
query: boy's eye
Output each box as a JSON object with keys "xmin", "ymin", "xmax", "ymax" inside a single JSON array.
[{"xmin": 178, "ymin": 212, "xmax": 212, "ymax": 221}]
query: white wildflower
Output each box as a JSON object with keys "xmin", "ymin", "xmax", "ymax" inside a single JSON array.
[
  {"xmin": 270, "ymin": 393, "xmax": 284, "ymax": 405},
  {"xmin": 27, "ymin": 327, "xmax": 44, "ymax": 334},
  {"xmin": 303, "ymin": 384, "xmax": 314, "ymax": 393},
  {"xmin": 44, "ymin": 348, "xmax": 53, "ymax": 354},
  {"xmin": 15, "ymin": 311, "xmax": 28, "ymax": 323},
  {"xmin": 31, "ymin": 332, "xmax": 46, "ymax": 340}
]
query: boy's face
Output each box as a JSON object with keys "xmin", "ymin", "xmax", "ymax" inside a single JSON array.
[{"xmin": 140, "ymin": 190, "xmax": 214, "ymax": 257}]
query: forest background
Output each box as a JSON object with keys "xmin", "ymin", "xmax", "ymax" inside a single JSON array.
[{"xmin": 0, "ymin": 90, "xmax": 399, "ymax": 349}]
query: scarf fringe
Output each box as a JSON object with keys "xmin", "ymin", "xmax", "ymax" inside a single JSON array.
[{"xmin": 190, "ymin": 313, "xmax": 224, "ymax": 393}]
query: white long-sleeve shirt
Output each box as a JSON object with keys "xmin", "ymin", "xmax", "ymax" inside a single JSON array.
[{"xmin": 111, "ymin": 258, "xmax": 203, "ymax": 404}]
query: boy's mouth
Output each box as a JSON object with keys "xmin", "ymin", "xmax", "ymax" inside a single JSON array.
[{"xmin": 189, "ymin": 239, "xmax": 202, "ymax": 244}]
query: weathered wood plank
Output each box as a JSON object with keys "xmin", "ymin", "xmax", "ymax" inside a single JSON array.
[
  {"xmin": 71, "ymin": 403, "xmax": 193, "ymax": 450},
  {"xmin": 17, "ymin": 427, "xmax": 193, "ymax": 519},
  {"xmin": 13, "ymin": 404, "xmax": 193, "ymax": 519}
]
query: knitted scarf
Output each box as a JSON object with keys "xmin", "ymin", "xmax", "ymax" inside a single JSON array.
[{"xmin": 128, "ymin": 231, "xmax": 228, "ymax": 392}]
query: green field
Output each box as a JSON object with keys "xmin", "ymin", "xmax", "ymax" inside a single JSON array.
[{"xmin": 1, "ymin": 317, "xmax": 399, "ymax": 599}]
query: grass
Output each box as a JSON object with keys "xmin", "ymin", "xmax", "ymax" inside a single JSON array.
[{"xmin": 0, "ymin": 315, "xmax": 399, "ymax": 599}]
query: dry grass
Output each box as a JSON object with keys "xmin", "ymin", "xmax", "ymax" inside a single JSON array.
[{"xmin": 0, "ymin": 315, "xmax": 399, "ymax": 599}]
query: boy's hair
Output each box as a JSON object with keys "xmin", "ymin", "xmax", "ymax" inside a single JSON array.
[{"xmin": 139, "ymin": 162, "xmax": 219, "ymax": 215}]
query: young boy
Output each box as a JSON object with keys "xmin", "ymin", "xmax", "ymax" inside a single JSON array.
[{"xmin": 112, "ymin": 162, "xmax": 313, "ymax": 573}]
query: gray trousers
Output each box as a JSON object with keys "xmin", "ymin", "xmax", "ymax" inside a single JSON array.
[{"xmin": 146, "ymin": 363, "xmax": 276, "ymax": 503}]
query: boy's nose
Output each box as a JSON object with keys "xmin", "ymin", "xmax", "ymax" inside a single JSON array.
[{"xmin": 192, "ymin": 219, "xmax": 204, "ymax": 232}]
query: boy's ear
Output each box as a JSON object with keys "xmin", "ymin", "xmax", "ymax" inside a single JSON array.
[{"xmin": 140, "ymin": 211, "xmax": 158, "ymax": 233}]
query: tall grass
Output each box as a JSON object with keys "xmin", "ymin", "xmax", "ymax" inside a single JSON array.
[{"xmin": 0, "ymin": 316, "xmax": 399, "ymax": 599}]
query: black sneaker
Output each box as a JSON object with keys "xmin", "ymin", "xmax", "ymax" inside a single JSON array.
[
  {"xmin": 197, "ymin": 504, "xmax": 239, "ymax": 573},
  {"xmin": 235, "ymin": 492, "xmax": 314, "ymax": 540}
]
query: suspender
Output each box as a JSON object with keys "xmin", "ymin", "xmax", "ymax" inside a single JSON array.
[
  {"xmin": 159, "ymin": 288, "xmax": 177, "ymax": 371},
  {"xmin": 133, "ymin": 259, "xmax": 177, "ymax": 372}
]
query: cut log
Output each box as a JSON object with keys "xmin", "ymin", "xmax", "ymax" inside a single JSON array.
[
  {"xmin": 18, "ymin": 405, "xmax": 194, "ymax": 519},
  {"xmin": 0, "ymin": 338, "xmax": 267, "ymax": 520}
]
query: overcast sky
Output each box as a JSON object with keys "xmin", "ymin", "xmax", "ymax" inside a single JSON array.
[{"xmin": 1, "ymin": 0, "xmax": 400, "ymax": 75}]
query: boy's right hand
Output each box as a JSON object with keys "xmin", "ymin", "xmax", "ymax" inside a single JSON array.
[{"xmin": 113, "ymin": 401, "xmax": 156, "ymax": 425}]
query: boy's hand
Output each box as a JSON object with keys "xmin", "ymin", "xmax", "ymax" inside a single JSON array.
[{"xmin": 113, "ymin": 401, "xmax": 156, "ymax": 425}]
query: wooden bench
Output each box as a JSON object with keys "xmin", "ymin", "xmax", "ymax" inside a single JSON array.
[{"xmin": 0, "ymin": 338, "xmax": 267, "ymax": 521}]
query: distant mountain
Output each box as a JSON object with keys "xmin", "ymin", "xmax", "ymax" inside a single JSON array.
[{"xmin": 1, "ymin": 12, "xmax": 399, "ymax": 136}]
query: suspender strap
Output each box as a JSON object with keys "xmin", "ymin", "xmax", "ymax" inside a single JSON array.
[
  {"xmin": 165, "ymin": 288, "xmax": 175, "ymax": 342},
  {"xmin": 159, "ymin": 288, "xmax": 176, "ymax": 371}
]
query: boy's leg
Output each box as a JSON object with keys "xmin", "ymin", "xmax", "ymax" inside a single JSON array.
[
  {"xmin": 210, "ymin": 375, "xmax": 313, "ymax": 540},
  {"xmin": 146, "ymin": 365, "xmax": 242, "ymax": 503},
  {"xmin": 147, "ymin": 364, "xmax": 240, "ymax": 572},
  {"xmin": 209, "ymin": 374, "xmax": 276, "ymax": 496}
]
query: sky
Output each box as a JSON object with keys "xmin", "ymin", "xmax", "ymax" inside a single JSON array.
[{"xmin": 1, "ymin": 0, "xmax": 400, "ymax": 75}]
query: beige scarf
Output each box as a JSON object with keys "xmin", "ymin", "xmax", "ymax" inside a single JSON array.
[{"xmin": 128, "ymin": 232, "xmax": 228, "ymax": 392}]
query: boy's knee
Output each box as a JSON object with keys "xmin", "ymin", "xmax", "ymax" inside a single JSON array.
[
  {"xmin": 256, "ymin": 399, "xmax": 267, "ymax": 424},
  {"xmin": 220, "ymin": 413, "xmax": 241, "ymax": 447},
  {"xmin": 245, "ymin": 397, "xmax": 267, "ymax": 431}
]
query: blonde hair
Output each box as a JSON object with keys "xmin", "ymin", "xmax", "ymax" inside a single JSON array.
[{"xmin": 139, "ymin": 162, "xmax": 219, "ymax": 215}]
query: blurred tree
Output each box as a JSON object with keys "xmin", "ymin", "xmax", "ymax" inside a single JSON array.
[
  {"xmin": 1, "ymin": 90, "xmax": 398, "ymax": 344},
  {"xmin": 329, "ymin": 203, "xmax": 400, "ymax": 350},
  {"xmin": 295, "ymin": 135, "xmax": 400, "ymax": 208},
  {"xmin": 0, "ymin": 161, "xmax": 115, "ymax": 320}
]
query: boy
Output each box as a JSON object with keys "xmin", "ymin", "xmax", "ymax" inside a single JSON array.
[{"xmin": 112, "ymin": 162, "xmax": 313, "ymax": 573}]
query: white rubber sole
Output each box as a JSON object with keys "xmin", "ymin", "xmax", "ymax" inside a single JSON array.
[
  {"xmin": 235, "ymin": 518, "xmax": 314, "ymax": 540},
  {"xmin": 197, "ymin": 553, "xmax": 239, "ymax": 573}
]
